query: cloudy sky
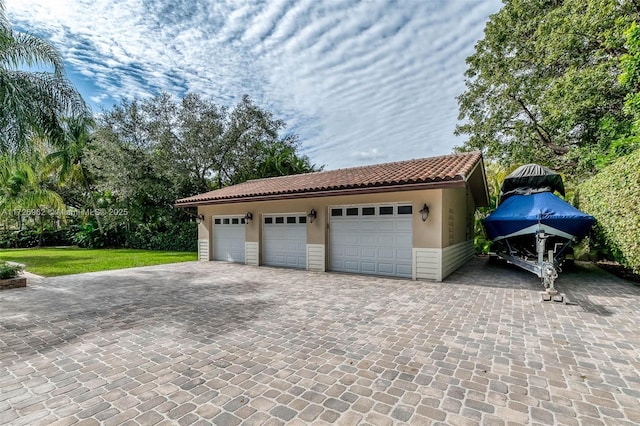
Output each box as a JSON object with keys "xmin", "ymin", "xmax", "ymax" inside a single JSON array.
[{"xmin": 7, "ymin": 0, "xmax": 502, "ymax": 170}]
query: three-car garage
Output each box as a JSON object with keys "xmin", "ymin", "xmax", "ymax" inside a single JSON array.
[{"xmin": 178, "ymin": 152, "xmax": 490, "ymax": 282}]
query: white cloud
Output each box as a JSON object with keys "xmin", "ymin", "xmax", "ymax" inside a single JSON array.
[
  {"xmin": 351, "ymin": 148, "xmax": 386, "ymax": 163},
  {"xmin": 6, "ymin": 0, "xmax": 502, "ymax": 170}
]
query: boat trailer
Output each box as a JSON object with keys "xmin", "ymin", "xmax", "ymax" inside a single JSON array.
[
  {"xmin": 492, "ymin": 227, "xmax": 575, "ymax": 303},
  {"xmin": 482, "ymin": 164, "xmax": 596, "ymax": 303}
]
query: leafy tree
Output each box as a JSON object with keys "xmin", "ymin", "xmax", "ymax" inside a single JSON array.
[
  {"xmin": 217, "ymin": 95, "xmax": 318, "ymax": 185},
  {"xmin": 145, "ymin": 92, "xmax": 225, "ymax": 194},
  {"xmin": 146, "ymin": 93, "xmax": 319, "ymax": 189},
  {"xmin": 456, "ymin": 0, "xmax": 640, "ymax": 175},
  {"xmin": 613, "ymin": 21, "xmax": 640, "ymax": 158},
  {"xmin": 48, "ymin": 116, "xmax": 105, "ymax": 234},
  {"xmin": 0, "ymin": 0, "xmax": 87, "ymax": 154},
  {"xmin": 91, "ymin": 93, "xmax": 319, "ymax": 202},
  {"xmin": 84, "ymin": 93, "xmax": 319, "ymax": 250},
  {"xmin": 88, "ymin": 99, "xmax": 174, "ymax": 229},
  {"xmin": 0, "ymin": 145, "xmax": 65, "ymax": 245},
  {"xmin": 245, "ymin": 141, "xmax": 320, "ymax": 182},
  {"xmin": 0, "ymin": 149, "xmax": 63, "ymax": 214},
  {"xmin": 621, "ymin": 22, "xmax": 640, "ymax": 119}
]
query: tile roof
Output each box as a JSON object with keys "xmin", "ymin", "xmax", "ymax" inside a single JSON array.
[{"xmin": 176, "ymin": 151, "xmax": 483, "ymax": 206}]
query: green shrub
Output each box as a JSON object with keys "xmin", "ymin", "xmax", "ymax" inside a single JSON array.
[
  {"xmin": 71, "ymin": 223, "xmax": 125, "ymax": 248},
  {"xmin": 1, "ymin": 219, "xmax": 196, "ymax": 252},
  {"xmin": 577, "ymin": 149, "xmax": 640, "ymax": 273},
  {"xmin": 0, "ymin": 228, "xmax": 77, "ymax": 248},
  {"xmin": 473, "ymin": 211, "xmax": 492, "ymax": 254},
  {"xmin": 125, "ymin": 221, "xmax": 196, "ymax": 252},
  {"xmin": 0, "ymin": 261, "xmax": 24, "ymax": 279}
]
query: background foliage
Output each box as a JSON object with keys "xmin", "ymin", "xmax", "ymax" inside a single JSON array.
[
  {"xmin": 0, "ymin": 93, "xmax": 319, "ymax": 251},
  {"xmin": 577, "ymin": 150, "xmax": 640, "ymax": 273},
  {"xmin": 0, "ymin": 1, "xmax": 88, "ymax": 155},
  {"xmin": 458, "ymin": 0, "xmax": 640, "ymax": 270},
  {"xmin": 457, "ymin": 0, "xmax": 640, "ymax": 176}
]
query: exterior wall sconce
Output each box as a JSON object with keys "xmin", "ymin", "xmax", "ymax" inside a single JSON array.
[
  {"xmin": 244, "ymin": 212, "xmax": 253, "ymax": 223},
  {"xmin": 195, "ymin": 214, "xmax": 205, "ymax": 224},
  {"xmin": 419, "ymin": 204, "xmax": 430, "ymax": 222},
  {"xmin": 307, "ymin": 209, "xmax": 317, "ymax": 223}
]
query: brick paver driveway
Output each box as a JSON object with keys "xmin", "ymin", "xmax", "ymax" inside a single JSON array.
[{"xmin": 1, "ymin": 257, "xmax": 639, "ymax": 425}]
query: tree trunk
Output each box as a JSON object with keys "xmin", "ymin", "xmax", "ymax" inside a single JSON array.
[
  {"xmin": 82, "ymin": 170, "xmax": 104, "ymax": 235},
  {"xmin": 38, "ymin": 215, "xmax": 44, "ymax": 247}
]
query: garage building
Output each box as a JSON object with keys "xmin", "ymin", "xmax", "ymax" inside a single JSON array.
[{"xmin": 176, "ymin": 151, "xmax": 489, "ymax": 281}]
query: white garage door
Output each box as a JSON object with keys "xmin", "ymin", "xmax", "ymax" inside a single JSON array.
[
  {"xmin": 213, "ymin": 216, "xmax": 246, "ymax": 263},
  {"xmin": 263, "ymin": 214, "xmax": 307, "ymax": 269},
  {"xmin": 330, "ymin": 205, "xmax": 413, "ymax": 278}
]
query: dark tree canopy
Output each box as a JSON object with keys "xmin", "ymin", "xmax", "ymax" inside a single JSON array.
[
  {"xmin": 456, "ymin": 0, "xmax": 640, "ymax": 175},
  {"xmin": 88, "ymin": 93, "xmax": 320, "ymax": 223}
]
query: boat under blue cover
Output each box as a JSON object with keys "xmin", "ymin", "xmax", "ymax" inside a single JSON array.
[{"xmin": 483, "ymin": 192, "xmax": 595, "ymax": 241}]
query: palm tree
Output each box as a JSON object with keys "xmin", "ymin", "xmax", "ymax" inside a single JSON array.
[
  {"xmin": 0, "ymin": 149, "xmax": 65, "ymax": 245},
  {"xmin": 48, "ymin": 116, "xmax": 105, "ymax": 234},
  {"xmin": 0, "ymin": 0, "xmax": 88, "ymax": 154}
]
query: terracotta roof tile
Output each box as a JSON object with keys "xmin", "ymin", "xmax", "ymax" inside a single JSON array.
[{"xmin": 176, "ymin": 151, "xmax": 482, "ymax": 205}]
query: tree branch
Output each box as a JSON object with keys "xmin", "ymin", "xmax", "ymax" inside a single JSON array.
[{"xmin": 512, "ymin": 95, "xmax": 569, "ymax": 155}]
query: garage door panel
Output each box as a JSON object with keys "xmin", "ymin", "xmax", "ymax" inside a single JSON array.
[
  {"xmin": 396, "ymin": 221, "xmax": 413, "ymax": 232},
  {"xmin": 330, "ymin": 232, "xmax": 349, "ymax": 243},
  {"xmin": 376, "ymin": 221, "xmax": 395, "ymax": 231},
  {"xmin": 361, "ymin": 262, "xmax": 376, "ymax": 273},
  {"xmin": 287, "ymin": 255, "xmax": 304, "ymax": 267},
  {"xmin": 285, "ymin": 241, "xmax": 302, "ymax": 251},
  {"xmin": 376, "ymin": 234, "xmax": 395, "ymax": 245},
  {"xmin": 343, "ymin": 246, "xmax": 358, "ymax": 256},
  {"xmin": 396, "ymin": 248, "xmax": 413, "ymax": 260},
  {"xmin": 396, "ymin": 234, "xmax": 413, "ymax": 245},
  {"xmin": 345, "ymin": 235, "xmax": 361, "ymax": 245},
  {"xmin": 330, "ymin": 206, "xmax": 412, "ymax": 278},
  {"xmin": 378, "ymin": 263, "xmax": 395, "ymax": 274},
  {"xmin": 332, "ymin": 222, "xmax": 350, "ymax": 231},
  {"xmin": 213, "ymin": 220, "xmax": 246, "ymax": 263},
  {"xmin": 361, "ymin": 247, "xmax": 376, "ymax": 257},
  {"xmin": 360, "ymin": 234, "xmax": 376, "ymax": 245},
  {"xmin": 345, "ymin": 260, "xmax": 360, "ymax": 270},
  {"xmin": 333, "ymin": 259, "xmax": 346, "ymax": 269},
  {"xmin": 397, "ymin": 264, "xmax": 413, "ymax": 275},
  {"xmin": 361, "ymin": 223, "xmax": 377, "ymax": 231},
  {"xmin": 378, "ymin": 247, "xmax": 395, "ymax": 259},
  {"xmin": 263, "ymin": 218, "xmax": 306, "ymax": 269}
]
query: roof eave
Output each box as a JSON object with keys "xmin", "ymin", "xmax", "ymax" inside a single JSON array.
[
  {"xmin": 464, "ymin": 156, "xmax": 491, "ymax": 207},
  {"xmin": 174, "ymin": 179, "xmax": 465, "ymax": 207}
]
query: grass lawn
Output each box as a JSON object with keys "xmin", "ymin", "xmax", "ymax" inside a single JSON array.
[{"xmin": 0, "ymin": 247, "xmax": 197, "ymax": 277}]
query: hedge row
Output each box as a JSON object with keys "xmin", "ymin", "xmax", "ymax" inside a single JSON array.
[
  {"xmin": 0, "ymin": 229, "xmax": 76, "ymax": 248},
  {"xmin": 125, "ymin": 221, "xmax": 197, "ymax": 252},
  {"xmin": 0, "ymin": 221, "xmax": 197, "ymax": 252},
  {"xmin": 577, "ymin": 149, "xmax": 640, "ymax": 273}
]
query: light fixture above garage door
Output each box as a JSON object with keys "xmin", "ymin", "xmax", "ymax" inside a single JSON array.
[
  {"xmin": 307, "ymin": 209, "xmax": 317, "ymax": 223},
  {"xmin": 419, "ymin": 204, "xmax": 430, "ymax": 222}
]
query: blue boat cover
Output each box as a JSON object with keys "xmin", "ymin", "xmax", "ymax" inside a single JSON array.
[{"xmin": 483, "ymin": 192, "xmax": 595, "ymax": 241}]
